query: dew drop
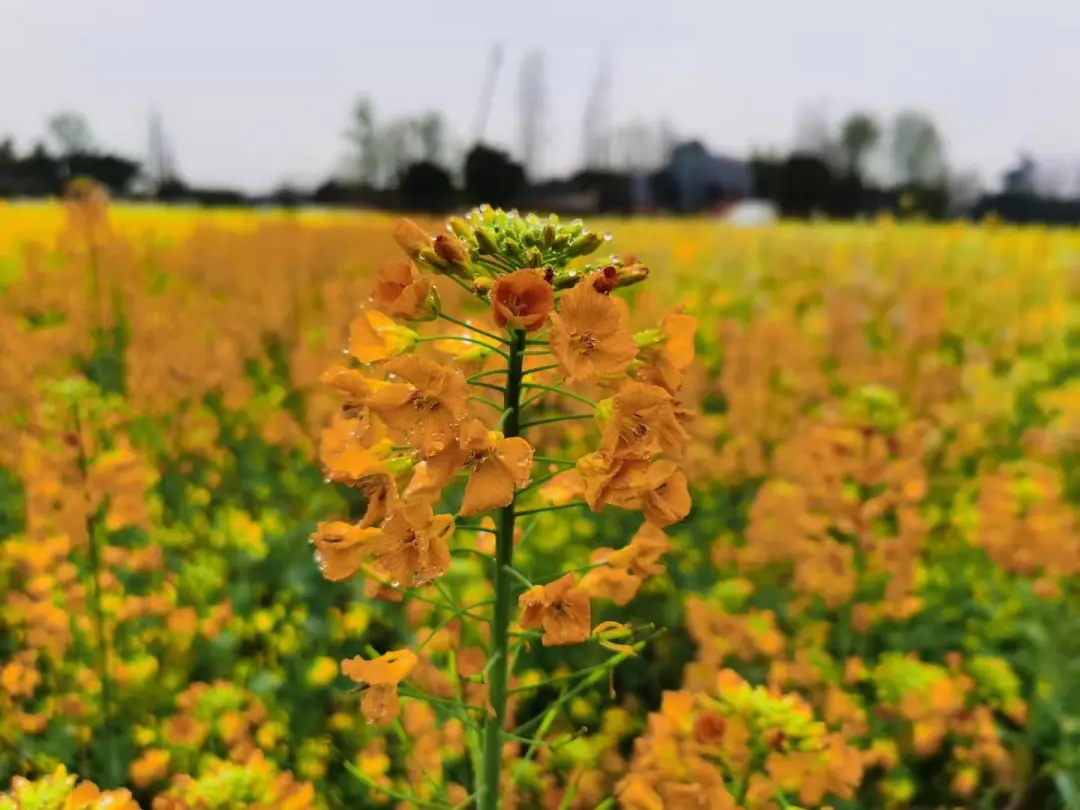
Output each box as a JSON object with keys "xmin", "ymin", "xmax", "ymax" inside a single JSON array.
[
  {"xmin": 603, "ymin": 233, "xmax": 613, "ymax": 241},
  {"xmin": 342, "ymin": 348, "xmax": 350, "ymax": 355},
  {"xmin": 389, "ymin": 580, "xmax": 400, "ymax": 588}
]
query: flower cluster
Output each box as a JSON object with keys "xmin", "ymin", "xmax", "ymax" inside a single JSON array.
[{"xmin": 310, "ymin": 207, "xmax": 695, "ymax": 808}]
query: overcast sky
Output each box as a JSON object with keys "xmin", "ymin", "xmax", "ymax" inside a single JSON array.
[{"xmin": 4, "ymin": 0, "xmax": 1078, "ymax": 191}]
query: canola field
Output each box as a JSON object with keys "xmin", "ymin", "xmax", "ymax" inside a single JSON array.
[{"xmin": 3, "ymin": 190, "xmax": 1080, "ymax": 810}]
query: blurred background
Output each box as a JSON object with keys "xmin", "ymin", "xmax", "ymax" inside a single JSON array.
[
  {"xmin": 2, "ymin": 0, "xmax": 1079, "ymax": 221},
  {"xmin": 6, "ymin": 2, "xmax": 1080, "ymax": 809}
]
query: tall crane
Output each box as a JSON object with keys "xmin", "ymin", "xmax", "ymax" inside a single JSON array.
[{"xmin": 472, "ymin": 43, "xmax": 504, "ymax": 144}]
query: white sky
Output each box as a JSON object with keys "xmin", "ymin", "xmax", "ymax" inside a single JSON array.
[{"xmin": 3, "ymin": 0, "xmax": 1078, "ymax": 191}]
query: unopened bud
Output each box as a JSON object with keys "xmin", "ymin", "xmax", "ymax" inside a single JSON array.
[
  {"xmin": 393, "ymin": 218, "xmax": 432, "ymax": 259},
  {"xmin": 542, "ymin": 222, "xmax": 556, "ymax": 247},
  {"xmin": 552, "ymin": 269, "xmax": 584, "ymax": 291},
  {"xmin": 615, "ymin": 263, "xmax": 650, "ymax": 288},
  {"xmin": 523, "ymin": 246, "xmax": 544, "ymax": 267},
  {"xmin": 434, "ymin": 234, "xmax": 470, "ymax": 267},
  {"xmin": 633, "ymin": 328, "xmax": 665, "ymax": 348},
  {"xmin": 475, "ymin": 226, "xmax": 499, "ymax": 256},
  {"xmin": 472, "ymin": 276, "xmax": 494, "ymax": 297},
  {"xmin": 567, "ymin": 231, "xmax": 603, "ymax": 258},
  {"xmin": 594, "ymin": 398, "xmax": 613, "ymax": 427},
  {"xmin": 448, "ymin": 217, "xmax": 472, "ymax": 241},
  {"xmin": 418, "ymin": 247, "xmax": 449, "ymax": 271},
  {"xmin": 503, "ymin": 238, "xmax": 522, "ymax": 257},
  {"xmin": 385, "ymin": 456, "xmax": 416, "ymax": 477}
]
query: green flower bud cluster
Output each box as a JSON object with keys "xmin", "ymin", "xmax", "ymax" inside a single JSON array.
[{"xmin": 450, "ymin": 206, "xmax": 611, "ymax": 276}]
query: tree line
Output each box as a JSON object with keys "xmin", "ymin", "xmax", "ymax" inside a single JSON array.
[{"xmin": 2, "ymin": 103, "xmax": 1078, "ymax": 224}]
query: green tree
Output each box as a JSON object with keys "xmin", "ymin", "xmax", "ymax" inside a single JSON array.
[
  {"xmin": 47, "ymin": 111, "xmax": 94, "ymax": 156},
  {"xmin": 344, "ymin": 97, "xmax": 381, "ymax": 186},
  {"xmin": 839, "ymin": 112, "xmax": 880, "ymax": 178},
  {"xmin": 890, "ymin": 110, "xmax": 948, "ymax": 186}
]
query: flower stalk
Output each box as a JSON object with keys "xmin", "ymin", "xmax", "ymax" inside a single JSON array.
[{"xmin": 481, "ymin": 327, "xmax": 526, "ymax": 809}]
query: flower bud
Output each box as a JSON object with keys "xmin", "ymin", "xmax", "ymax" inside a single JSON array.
[
  {"xmin": 392, "ymin": 218, "xmax": 431, "ymax": 259},
  {"xmin": 385, "ymin": 455, "xmax": 416, "ymax": 477},
  {"xmin": 541, "ymin": 222, "xmax": 556, "ymax": 247},
  {"xmin": 448, "ymin": 217, "xmax": 472, "ymax": 241},
  {"xmin": 594, "ymin": 398, "xmax": 613, "ymax": 428},
  {"xmin": 523, "ymin": 246, "xmax": 544, "ymax": 267},
  {"xmin": 615, "ymin": 263, "xmax": 650, "ymax": 288},
  {"xmin": 475, "ymin": 226, "xmax": 500, "ymax": 256},
  {"xmin": 633, "ymin": 328, "xmax": 665, "ymax": 348},
  {"xmin": 417, "ymin": 247, "xmax": 449, "ymax": 271},
  {"xmin": 552, "ymin": 269, "xmax": 584, "ymax": 291},
  {"xmin": 567, "ymin": 231, "xmax": 604, "ymax": 258},
  {"xmin": 434, "ymin": 234, "xmax": 470, "ymax": 267},
  {"xmin": 472, "ymin": 277, "xmax": 494, "ymax": 297}
]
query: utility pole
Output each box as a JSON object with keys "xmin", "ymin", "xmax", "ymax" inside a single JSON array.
[{"xmin": 473, "ymin": 44, "xmax": 504, "ymax": 144}]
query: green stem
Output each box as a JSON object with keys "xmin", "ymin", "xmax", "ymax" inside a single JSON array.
[
  {"xmin": 481, "ymin": 328, "xmax": 526, "ymax": 810},
  {"xmin": 73, "ymin": 404, "xmax": 117, "ymax": 787},
  {"xmin": 502, "ymin": 564, "xmax": 534, "ymax": 591},
  {"xmin": 416, "ymin": 600, "xmax": 496, "ymax": 654},
  {"xmin": 469, "ymin": 381, "xmax": 507, "ymax": 395},
  {"xmin": 522, "ymin": 363, "xmax": 560, "ymax": 377},
  {"xmin": 515, "ymin": 501, "xmax": 588, "ymax": 518},
  {"xmin": 519, "ymin": 469, "xmax": 568, "ymax": 494},
  {"xmin": 533, "ymin": 456, "xmax": 576, "ymax": 467},
  {"xmin": 344, "ymin": 761, "xmax": 442, "ymax": 808},
  {"xmin": 469, "ymin": 368, "xmax": 510, "ymax": 382},
  {"xmin": 439, "ymin": 312, "xmax": 510, "ymax": 345},
  {"xmin": 734, "ymin": 746, "xmax": 764, "ymax": 805},
  {"xmin": 519, "ymin": 413, "xmax": 594, "ymax": 429},
  {"xmin": 515, "ymin": 637, "xmax": 655, "ymax": 737},
  {"xmin": 417, "ymin": 335, "xmax": 509, "ymax": 361},
  {"xmin": 470, "ymin": 395, "xmax": 505, "ymax": 412},
  {"xmin": 520, "ymin": 383, "xmax": 596, "ymax": 408}
]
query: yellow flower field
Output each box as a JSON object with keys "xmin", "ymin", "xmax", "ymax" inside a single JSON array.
[{"xmin": 3, "ymin": 189, "xmax": 1080, "ymax": 809}]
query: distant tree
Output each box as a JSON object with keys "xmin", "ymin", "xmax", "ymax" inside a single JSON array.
[
  {"xmin": 838, "ymin": 112, "xmax": 880, "ymax": 178},
  {"xmin": 946, "ymin": 169, "xmax": 983, "ymax": 215},
  {"xmin": 68, "ymin": 153, "xmax": 140, "ymax": 194},
  {"xmin": 400, "ymin": 160, "xmax": 455, "ymax": 213},
  {"xmin": 463, "ymin": 144, "xmax": 524, "ymax": 209},
  {"xmin": 1002, "ymin": 153, "xmax": 1036, "ymax": 195},
  {"xmin": 412, "ymin": 112, "xmax": 446, "ymax": 165},
  {"xmin": 890, "ymin": 110, "xmax": 948, "ymax": 186},
  {"xmin": 517, "ymin": 50, "xmax": 547, "ymax": 178},
  {"xmin": 47, "ymin": 111, "xmax": 94, "ymax": 156},
  {"xmin": 345, "ymin": 97, "xmax": 381, "ymax": 186},
  {"xmin": 793, "ymin": 105, "xmax": 842, "ymax": 170},
  {"xmin": 378, "ymin": 118, "xmax": 422, "ymax": 187},
  {"xmin": 611, "ymin": 120, "xmax": 667, "ymax": 174}
]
